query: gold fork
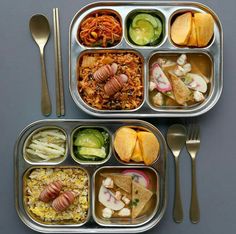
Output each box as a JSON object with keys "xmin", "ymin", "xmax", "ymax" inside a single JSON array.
[{"xmin": 186, "ymin": 123, "xmax": 200, "ymax": 223}]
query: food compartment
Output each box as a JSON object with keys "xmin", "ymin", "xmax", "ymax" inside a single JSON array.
[
  {"xmin": 23, "ymin": 166, "xmax": 90, "ymax": 226},
  {"xmin": 113, "ymin": 126, "xmax": 160, "ymax": 166},
  {"xmin": 77, "ymin": 50, "xmax": 144, "ymax": 111},
  {"xmin": 93, "ymin": 166, "xmax": 159, "ymax": 226},
  {"xmin": 125, "ymin": 9, "xmax": 165, "ymax": 47},
  {"xmin": 169, "ymin": 10, "xmax": 215, "ymax": 48},
  {"xmin": 148, "ymin": 52, "xmax": 213, "ymax": 109},
  {"xmin": 77, "ymin": 9, "xmax": 122, "ymax": 48},
  {"xmin": 23, "ymin": 126, "xmax": 68, "ymax": 165},
  {"xmin": 71, "ymin": 126, "xmax": 112, "ymax": 165}
]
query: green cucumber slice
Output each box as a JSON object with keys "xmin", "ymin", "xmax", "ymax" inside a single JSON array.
[
  {"xmin": 129, "ymin": 20, "xmax": 154, "ymax": 45},
  {"xmin": 132, "ymin": 13, "xmax": 158, "ymax": 28},
  {"xmin": 78, "ymin": 147, "xmax": 106, "ymax": 158},
  {"xmin": 151, "ymin": 17, "xmax": 163, "ymax": 42},
  {"xmin": 79, "ymin": 129, "xmax": 105, "ymax": 145},
  {"xmin": 79, "ymin": 154, "xmax": 97, "ymax": 160},
  {"xmin": 74, "ymin": 133, "xmax": 102, "ymax": 148}
]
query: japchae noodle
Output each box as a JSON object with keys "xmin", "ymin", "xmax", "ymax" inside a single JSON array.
[{"xmin": 79, "ymin": 13, "xmax": 122, "ymax": 47}]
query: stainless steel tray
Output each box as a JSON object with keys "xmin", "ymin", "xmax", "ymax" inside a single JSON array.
[
  {"xmin": 69, "ymin": 1, "xmax": 223, "ymax": 117},
  {"xmin": 15, "ymin": 119, "xmax": 167, "ymax": 233}
]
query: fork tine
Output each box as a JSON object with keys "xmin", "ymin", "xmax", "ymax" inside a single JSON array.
[
  {"xmin": 188, "ymin": 124, "xmax": 194, "ymax": 140},
  {"xmin": 194, "ymin": 124, "xmax": 200, "ymax": 140},
  {"xmin": 187, "ymin": 124, "xmax": 190, "ymax": 140}
]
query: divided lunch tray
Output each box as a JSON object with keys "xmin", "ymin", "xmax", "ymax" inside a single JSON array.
[
  {"xmin": 69, "ymin": 1, "xmax": 223, "ymax": 118},
  {"xmin": 14, "ymin": 119, "xmax": 167, "ymax": 233}
]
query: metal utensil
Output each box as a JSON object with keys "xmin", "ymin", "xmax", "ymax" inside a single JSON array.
[
  {"xmin": 186, "ymin": 124, "xmax": 200, "ymax": 223},
  {"xmin": 167, "ymin": 124, "xmax": 186, "ymax": 223},
  {"xmin": 53, "ymin": 8, "xmax": 65, "ymax": 117},
  {"xmin": 29, "ymin": 14, "xmax": 51, "ymax": 116}
]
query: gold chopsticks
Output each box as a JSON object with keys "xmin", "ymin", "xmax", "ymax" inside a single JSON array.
[{"xmin": 53, "ymin": 8, "xmax": 65, "ymax": 116}]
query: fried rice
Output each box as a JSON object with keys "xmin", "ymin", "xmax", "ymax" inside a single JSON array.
[
  {"xmin": 77, "ymin": 52, "xmax": 144, "ymax": 110},
  {"xmin": 24, "ymin": 168, "xmax": 89, "ymax": 224}
]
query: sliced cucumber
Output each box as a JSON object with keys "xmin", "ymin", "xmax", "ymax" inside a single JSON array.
[
  {"xmin": 79, "ymin": 129, "xmax": 105, "ymax": 145},
  {"xmin": 129, "ymin": 20, "xmax": 154, "ymax": 45},
  {"xmin": 78, "ymin": 147, "xmax": 106, "ymax": 158},
  {"xmin": 129, "ymin": 13, "xmax": 163, "ymax": 46},
  {"xmin": 74, "ymin": 133, "xmax": 102, "ymax": 148},
  {"xmin": 151, "ymin": 17, "xmax": 163, "ymax": 42},
  {"xmin": 79, "ymin": 154, "xmax": 98, "ymax": 160},
  {"xmin": 132, "ymin": 13, "xmax": 158, "ymax": 28}
]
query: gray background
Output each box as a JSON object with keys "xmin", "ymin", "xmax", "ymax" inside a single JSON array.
[{"xmin": 0, "ymin": 0, "xmax": 235, "ymax": 233}]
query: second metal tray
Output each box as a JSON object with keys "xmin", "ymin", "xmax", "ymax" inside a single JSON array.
[{"xmin": 15, "ymin": 119, "xmax": 167, "ymax": 233}]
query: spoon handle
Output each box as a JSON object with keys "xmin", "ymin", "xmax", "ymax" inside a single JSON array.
[
  {"xmin": 173, "ymin": 156, "xmax": 183, "ymax": 223},
  {"xmin": 39, "ymin": 47, "xmax": 51, "ymax": 116},
  {"xmin": 190, "ymin": 158, "xmax": 200, "ymax": 223}
]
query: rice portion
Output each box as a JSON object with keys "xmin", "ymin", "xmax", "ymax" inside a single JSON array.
[
  {"xmin": 78, "ymin": 52, "xmax": 144, "ymax": 110},
  {"xmin": 24, "ymin": 168, "xmax": 89, "ymax": 224}
]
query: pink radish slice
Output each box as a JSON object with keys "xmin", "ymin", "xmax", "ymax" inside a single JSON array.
[
  {"xmin": 151, "ymin": 63, "xmax": 172, "ymax": 92},
  {"xmin": 122, "ymin": 169, "xmax": 150, "ymax": 188},
  {"xmin": 98, "ymin": 186, "xmax": 125, "ymax": 211}
]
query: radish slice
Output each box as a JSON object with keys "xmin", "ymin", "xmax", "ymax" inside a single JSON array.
[
  {"xmin": 183, "ymin": 73, "xmax": 207, "ymax": 93},
  {"xmin": 122, "ymin": 169, "xmax": 150, "ymax": 188},
  {"xmin": 150, "ymin": 62, "xmax": 172, "ymax": 92},
  {"xmin": 98, "ymin": 186, "xmax": 125, "ymax": 211}
]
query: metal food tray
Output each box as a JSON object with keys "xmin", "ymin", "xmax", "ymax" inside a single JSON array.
[
  {"xmin": 15, "ymin": 119, "xmax": 167, "ymax": 233},
  {"xmin": 69, "ymin": 1, "xmax": 223, "ymax": 117}
]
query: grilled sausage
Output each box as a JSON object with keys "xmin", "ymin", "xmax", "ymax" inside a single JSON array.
[
  {"xmin": 52, "ymin": 191, "xmax": 75, "ymax": 212},
  {"xmin": 104, "ymin": 74, "xmax": 128, "ymax": 96},
  {"xmin": 39, "ymin": 181, "xmax": 62, "ymax": 202},
  {"xmin": 94, "ymin": 63, "xmax": 118, "ymax": 82}
]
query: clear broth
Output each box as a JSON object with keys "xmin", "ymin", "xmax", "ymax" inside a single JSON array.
[{"xmin": 149, "ymin": 53, "xmax": 213, "ymax": 108}]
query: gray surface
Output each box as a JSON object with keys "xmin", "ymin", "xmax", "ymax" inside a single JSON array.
[{"xmin": 0, "ymin": 0, "xmax": 235, "ymax": 233}]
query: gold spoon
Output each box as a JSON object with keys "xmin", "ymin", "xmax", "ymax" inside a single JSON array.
[
  {"xmin": 29, "ymin": 14, "xmax": 51, "ymax": 116},
  {"xmin": 167, "ymin": 124, "xmax": 187, "ymax": 223}
]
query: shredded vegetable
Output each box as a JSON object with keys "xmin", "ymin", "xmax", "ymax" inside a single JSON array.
[
  {"xmin": 79, "ymin": 13, "xmax": 122, "ymax": 47},
  {"xmin": 26, "ymin": 129, "xmax": 66, "ymax": 161}
]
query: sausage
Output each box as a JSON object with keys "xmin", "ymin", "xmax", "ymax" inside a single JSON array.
[
  {"xmin": 94, "ymin": 63, "xmax": 118, "ymax": 82},
  {"xmin": 39, "ymin": 181, "xmax": 62, "ymax": 202},
  {"xmin": 104, "ymin": 74, "xmax": 128, "ymax": 96},
  {"xmin": 52, "ymin": 191, "xmax": 75, "ymax": 212}
]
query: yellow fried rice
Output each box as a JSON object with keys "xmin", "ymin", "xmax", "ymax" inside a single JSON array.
[{"xmin": 24, "ymin": 168, "xmax": 89, "ymax": 224}]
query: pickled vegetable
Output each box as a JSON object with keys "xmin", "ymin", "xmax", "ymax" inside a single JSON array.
[
  {"xmin": 73, "ymin": 128, "xmax": 109, "ymax": 161},
  {"xmin": 129, "ymin": 20, "xmax": 154, "ymax": 45},
  {"xmin": 26, "ymin": 129, "xmax": 66, "ymax": 161},
  {"xmin": 78, "ymin": 147, "xmax": 106, "ymax": 158},
  {"xmin": 74, "ymin": 134, "xmax": 102, "ymax": 148},
  {"xmin": 129, "ymin": 13, "xmax": 163, "ymax": 46}
]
